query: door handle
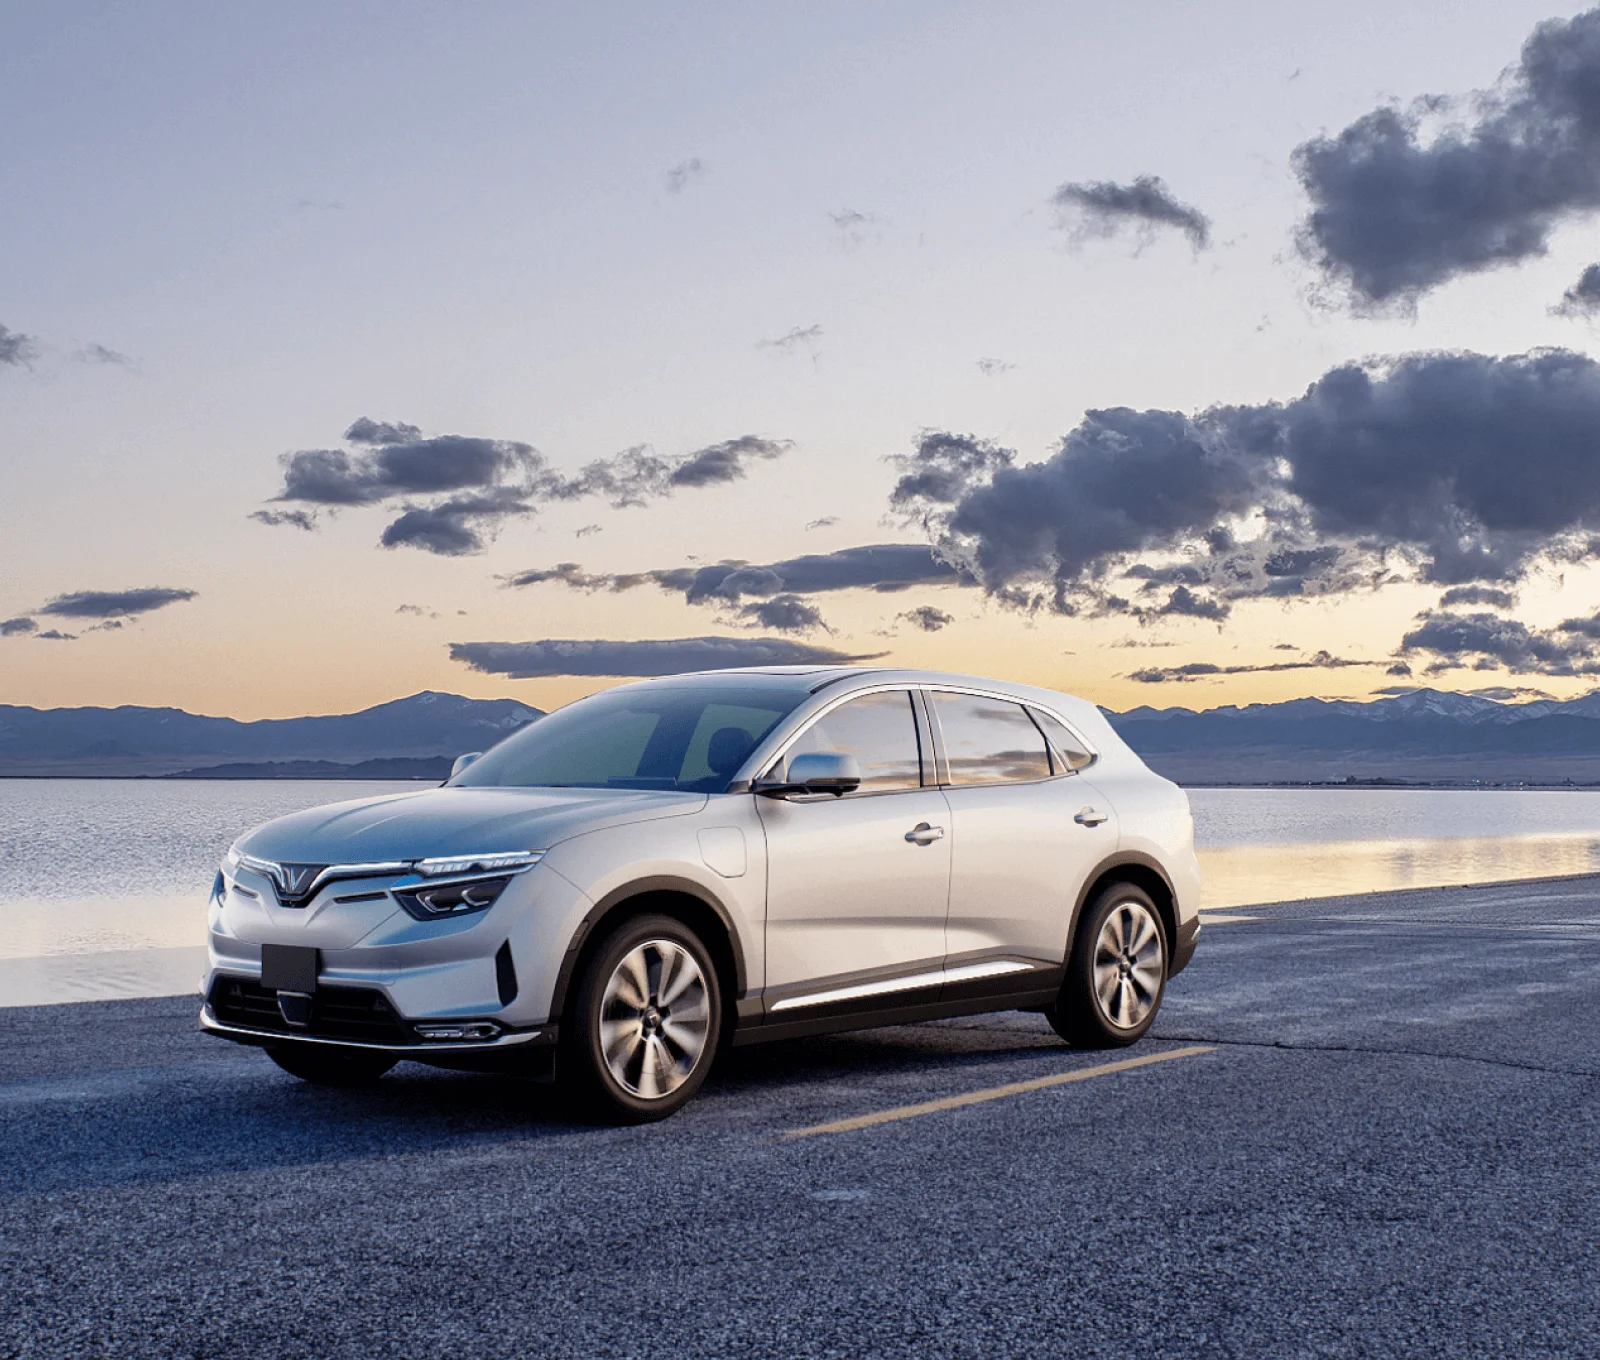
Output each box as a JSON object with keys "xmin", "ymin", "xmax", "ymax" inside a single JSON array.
[
  {"xmin": 1074, "ymin": 807, "xmax": 1108, "ymax": 827},
  {"xmin": 904, "ymin": 822, "xmax": 946, "ymax": 845}
]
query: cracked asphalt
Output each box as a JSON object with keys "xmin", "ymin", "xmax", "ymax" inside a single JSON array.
[{"xmin": 3, "ymin": 877, "xmax": 1599, "ymax": 1359}]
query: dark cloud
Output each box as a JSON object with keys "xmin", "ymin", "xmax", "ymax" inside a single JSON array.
[
  {"xmin": 896, "ymin": 349, "xmax": 1600, "ymax": 617},
  {"xmin": 1399, "ymin": 609, "xmax": 1600, "ymax": 675},
  {"xmin": 75, "ymin": 343, "xmax": 132, "ymax": 366},
  {"xmin": 345, "ymin": 417, "xmax": 423, "ymax": 445},
  {"xmin": 449, "ymin": 636, "xmax": 880, "ymax": 679},
  {"xmin": 804, "ymin": 517, "xmax": 839, "ymax": 531},
  {"xmin": 1294, "ymin": 7, "xmax": 1600, "ymax": 308},
  {"xmin": 40, "ymin": 587, "xmax": 197, "ymax": 619},
  {"xmin": 664, "ymin": 158, "xmax": 705, "ymax": 193},
  {"xmin": 507, "ymin": 544, "xmax": 963, "ymax": 605},
  {"xmin": 35, "ymin": 629, "xmax": 76, "ymax": 641},
  {"xmin": 249, "ymin": 508, "xmax": 318, "ymax": 531},
  {"xmin": 0, "ymin": 324, "xmax": 40, "ymax": 367},
  {"xmin": 1440, "ymin": 585, "xmax": 1516, "ymax": 608},
  {"xmin": 1387, "ymin": 661, "xmax": 1414, "ymax": 676},
  {"xmin": 736, "ymin": 594, "xmax": 827, "ymax": 633},
  {"xmin": 0, "ymin": 617, "xmax": 37, "ymax": 637},
  {"xmin": 380, "ymin": 490, "xmax": 535, "ymax": 556},
  {"xmin": 898, "ymin": 605, "xmax": 954, "ymax": 632},
  {"xmin": 262, "ymin": 420, "xmax": 790, "ymax": 554},
  {"xmin": 1127, "ymin": 651, "xmax": 1369, "ymax": 683},
  {"xmin": 1051, "ymin": 175, "xmax": 1211, "ymax": 249},
  {"xmin": 1554, "ymin": 263, "xmax": 1600, "ymax": 317},
  {"xmin": 1154, "ymin": 585, "xmax": 1229, "ymax": 621},
  {"xmin": 575, "ymin": 523, "xmax": 603, "ymax": 538}
]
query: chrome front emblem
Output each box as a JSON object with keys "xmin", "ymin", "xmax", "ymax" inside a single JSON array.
[{"xmin": 237, "ymin": 855, "xmax": 330, "ymax": 905}]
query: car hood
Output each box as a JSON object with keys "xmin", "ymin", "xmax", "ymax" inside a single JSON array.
[{"xmin": 236, "ymin": 786, "xmax": 709, "ymax": 865}]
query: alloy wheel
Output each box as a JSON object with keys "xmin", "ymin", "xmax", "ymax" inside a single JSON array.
[
  {"xmin": 598, "ymin": 938, "xmax": 712, "ymax": 1099},
  {"xmin": 1091, "ymin": 899, "xmax": 1164, "ymax": 1030}
]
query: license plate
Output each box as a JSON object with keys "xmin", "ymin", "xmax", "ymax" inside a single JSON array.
[{"xmin": 261, "ymin": 943, "xmax": 319, "ymax": 993}]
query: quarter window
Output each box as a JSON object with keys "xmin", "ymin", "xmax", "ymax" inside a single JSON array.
[
  {"xmin": 1028, "ymin": 707, "xmax": 1095, "ymax": 772},
  {"xmin": 781, "ymin": 690, "xmax": 924, "ymax": 791},
  {"xmin": 932, "ymin": 692, "xmax": 1052, "ymax": 785}
]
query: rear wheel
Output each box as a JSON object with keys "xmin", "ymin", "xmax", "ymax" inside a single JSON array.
[
  {"xmin": 562, "ymin": 913, "xmax": 722, "ymax": 1123},
  {"xmin": 1046, "ymin": 882, "xmax": 1167, "ymax": 1048},
  {"xmin": 266, "ymin": 1044, "xmax": 397, "ymax": 1086}
]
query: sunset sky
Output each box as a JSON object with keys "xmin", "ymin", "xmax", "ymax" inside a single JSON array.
[{"xmin": 9, "ymin": 1, "xmax": 1600, "ymax": 719}]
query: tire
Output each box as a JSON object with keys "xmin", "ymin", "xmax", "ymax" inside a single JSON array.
[
  {"xmin": 562, "ymin": 913, "xmax": 723, "ymax": 1124},
  {"xmin": 1046, "ymin": 882, "xmax": 1168, "ymax": 1049},
  {"xmin": 266, "ymin": 1044, "xmax": 398, "ymax": 1086}
]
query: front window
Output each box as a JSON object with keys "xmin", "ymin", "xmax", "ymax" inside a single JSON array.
[
  {"xmin": 454, "ymin": 682, "xmax": 809, "ymax": 792},
  {"xmin": 779, "ymin": 690, "xmax": 925, "ymax": 791}
]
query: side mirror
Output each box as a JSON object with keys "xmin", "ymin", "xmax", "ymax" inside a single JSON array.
[
  {"xmin": 755, "ymin": 751, "xmax": 862, "ymax": 798},
  {"xmin": 450, "ymin": 752, "xmax": 483, "ymax": 779}
]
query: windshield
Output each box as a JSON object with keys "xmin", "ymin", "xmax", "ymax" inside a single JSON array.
[{"xmin": 451, "ymin": 682, "xmax": 809, "ymax": 792}]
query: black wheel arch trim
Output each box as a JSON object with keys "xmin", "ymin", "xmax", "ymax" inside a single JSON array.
[
  {"xmin": 1071, "ymin": 851, "xmax": 1185, "ymax": 976},
  {"xmin": 547, "ymin": 874, "xmax": 748, "ymax": 1024}
]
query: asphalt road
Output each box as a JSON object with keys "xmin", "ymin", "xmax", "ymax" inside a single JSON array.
[{"xmin": 3, "ymin": 878, "xmax": 1599, "ymax": 1359}]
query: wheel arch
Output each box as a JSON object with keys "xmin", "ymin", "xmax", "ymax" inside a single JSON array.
[
  {"xmin": 547, "ymin": 876, "xmax": 746, "ymax": 1028},
  {"xmin": 1071, "ymin": 853, "xmax": 1178, "ymax": 975}
]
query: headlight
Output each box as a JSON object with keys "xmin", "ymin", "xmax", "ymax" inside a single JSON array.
[
  {"xmin": 394, "ymin": 875, "xmax": 514, "ymax": 920},
  {"xmin": 413, "ymin": 851, "xmax": 543, "ymax": 877}
]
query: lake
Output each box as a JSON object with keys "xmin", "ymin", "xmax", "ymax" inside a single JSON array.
[{"xmin": 4, "ymin": 779, "xmax": 1600, "ymax": 1006}]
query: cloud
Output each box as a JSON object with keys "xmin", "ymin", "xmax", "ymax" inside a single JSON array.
[
  {"xmin": 1126, "ymin": 650, "xmax": 1370, "ymax": 683},
  {"xmin": 804, "ymin": 517, "xmax": 839, "ymax": 531},
  {"xmin": 35, "ymin": 629, "xmax": 76, "ymax": 641},
  {"xmin": 575, "ymin": 523, "xmax": 602, "ymax": 538},
  {"xmin": 449, "ymin": 636, "xmax": 881, "ymax": 679},
  {"xmin": 0, "ymin": 617, "xmax": 37, "ymax": 637},
  {"xmin": 40, "ymin": 587, "xmax": 197, "ymax": 619},
  {"xmin": 1398, "ymin": 609, "xmax": 1600, "ymax": 675},
  {"xmin": 507, "ymin": 543, "xmax": 964, "ymax": 605},
  {"xmin": 976, "ymin": 358, "xmax": 1016, "ymax": 377},
  {"xmin": 395, "ymin": 604, "xmax": 426, "ymax": 616},
  {"xmin": 261, "ymin": 419, "xmax": 791, "ymax": 555},
  {"xmin": 758, "ymin": 325, "xmax": 823, "ymax": 352},
  {"xmin": 664, "ymin": 158, "xmax": 705, "ymax": 193},
  {"xmin": 1051, "ymin": 175, "xmax": 1211, "ymax": 249},
  {"xmin": 736, "ymin": 594, "xmax": 827, "ymax": 632},
  {"xmin": 0, "ymin": 324, "xmax": 40, "ymax": 367},
  {"xmin": 249, "ymin": 508, "xmax": 318, "ymax": 531},
  {"xmin": 1554, "ymin": 264, "xmax": 1600, "ymax": 317},
  {"xmin": 75, "ymin": 344, "xmax": 132, "ymax": 366},
  {"xmin": 1387, "ymin": 661, "xmax": 1414, "ymax": 676},
  {"xmin": 1294, "ymin": 7, "xmax": 1600, "ymax": 308},
  {"xmin": 1439, "ymin": 585, "xmax": 1515, "ymax": 608},
  {"xmin": 894, "ymin": 349, "xmax": 1600, "ymax": 619},
  {"xmin": 898, "ymin": 605, "xmax": 953, "ymax": 632}
]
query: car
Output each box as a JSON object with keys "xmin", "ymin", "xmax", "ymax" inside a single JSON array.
[{"xmin": 201, "ymin": 666, "xmax": 1201, "ymax": 1121}]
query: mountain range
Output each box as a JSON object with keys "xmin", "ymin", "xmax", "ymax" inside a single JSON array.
[{"xmin": 5, "ymin": 686, "xmax": 1600, "ymax": 784}]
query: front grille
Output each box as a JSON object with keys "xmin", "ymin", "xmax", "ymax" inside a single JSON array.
[{"xmin": 209, "ymin": 977, "xmax": 414, "ymax": 1045}]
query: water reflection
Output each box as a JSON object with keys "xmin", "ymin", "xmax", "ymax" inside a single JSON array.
[{"xmin": 1199, "ymin": 832, "xmax": 1600, "ymax": 909}]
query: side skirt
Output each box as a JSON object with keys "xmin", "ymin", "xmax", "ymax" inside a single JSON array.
[{"xmin": 731, "ymin": 981, "xmax": 1062, "ymax": 1047}]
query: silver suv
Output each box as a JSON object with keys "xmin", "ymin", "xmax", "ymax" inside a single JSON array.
[{"xmin": 201, "ymin": 666, "xmax": 1201, "ymax": 1121}]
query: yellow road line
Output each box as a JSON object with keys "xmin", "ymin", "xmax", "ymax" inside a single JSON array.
[{"xmin": 781, "ymin": 1044, "xmax": 1216, "ymax": 1140}]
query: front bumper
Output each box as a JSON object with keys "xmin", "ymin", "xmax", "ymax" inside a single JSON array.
[{"xmin": 200, "ymin": 975, "xmax": 556, "ymax": 1063}]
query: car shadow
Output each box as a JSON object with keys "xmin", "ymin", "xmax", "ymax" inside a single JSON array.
[{"xmin": 1, "ymin": 1012, "xmax": 1075, "ymax": 1198}]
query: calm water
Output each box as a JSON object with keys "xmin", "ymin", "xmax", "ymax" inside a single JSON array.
[{"xmin": 4, "ymin": 779, "xmax": 1600, "ymax": 1004}]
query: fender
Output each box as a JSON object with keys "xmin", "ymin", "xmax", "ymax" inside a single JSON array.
[
  {"xmin": 1070, "ymin": 850, "xmax": 1180, "ymax": 962},
  {"xmin": 545, "ymin": 873, "xmax": 749, "ymax": 1024}
]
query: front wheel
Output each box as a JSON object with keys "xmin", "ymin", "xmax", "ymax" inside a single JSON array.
[
  {"xmin": 562, "ymin": 913, "xmax": 722, "ymax": 1123},
  {"xmin": 266, "ymin": 1044, "xmax": 397, "ymax": 1085},
  {"xmin": 1046, "ymin": 882, "xmax": 1168, "ymax": 1048}
]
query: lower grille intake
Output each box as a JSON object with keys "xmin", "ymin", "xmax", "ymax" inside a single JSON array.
[{"xmin": 209, "ymin": 977, "xmax": 414, "ymax": 1045}]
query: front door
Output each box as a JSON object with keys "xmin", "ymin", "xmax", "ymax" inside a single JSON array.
[{"xmin": 756, "ymin": 689, "xmax": 951, "ymax": 1003}]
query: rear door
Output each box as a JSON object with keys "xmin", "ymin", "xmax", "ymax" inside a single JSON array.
[
  {"xmin": 927, "ymin": 689, "xmax": 1118, "ymax": 973},
  {"xmin": 756, "ymin": 688, "xmax": 952, "ymax": 1004}
]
